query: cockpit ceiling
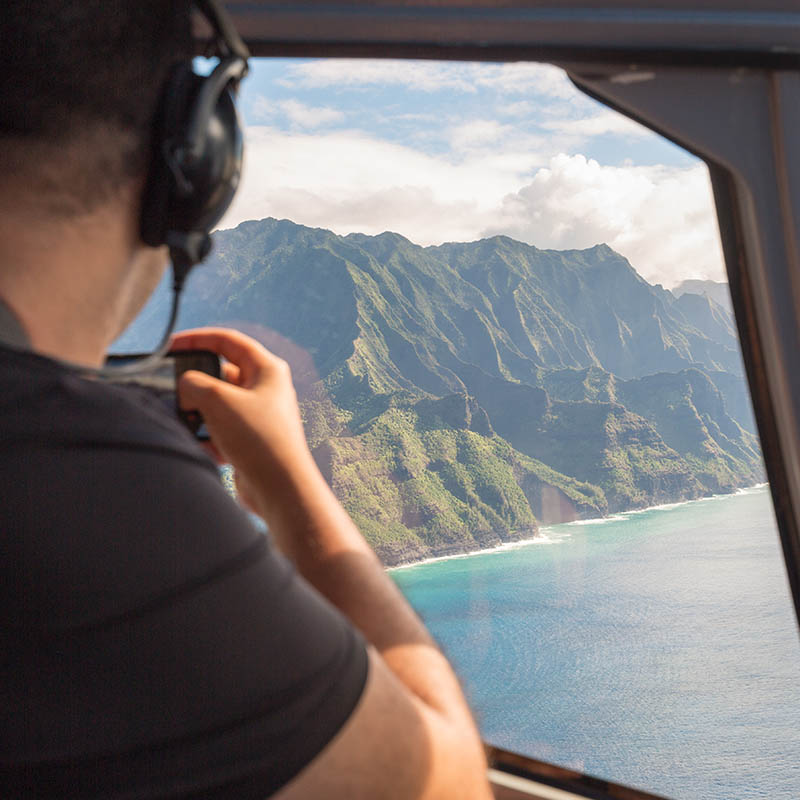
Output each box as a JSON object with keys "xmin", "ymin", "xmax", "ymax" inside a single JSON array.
[{"xmin": 218, "ymin": 0, "xmax": 800, "ymax": 65}]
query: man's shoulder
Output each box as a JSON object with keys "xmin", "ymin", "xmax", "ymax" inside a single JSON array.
[
  {"xmin": 0, "ymin": 344, "xmax": 203, "ymax": 456},
  {"xmin": 0, "ymin": 344, "xmax": 261, "ymax": 628}
]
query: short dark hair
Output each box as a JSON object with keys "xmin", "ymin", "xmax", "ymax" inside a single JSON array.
[{"xmin": 0, "ymin": 1, "xmax": 193, "ymax": 215}]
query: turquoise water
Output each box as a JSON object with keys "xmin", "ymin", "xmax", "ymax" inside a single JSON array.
[{"xmin": 392, "ymin": 486, "xmax": 800, "ymax": 800}]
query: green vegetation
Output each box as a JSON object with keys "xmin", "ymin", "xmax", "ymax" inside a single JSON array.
[
  {"xmin": 314, "ymin": 401, "xmax": 606, "ymax": 564},
  {"xmin": 119, "ymin": 218, "xmax": 765, "ymax": 564}
]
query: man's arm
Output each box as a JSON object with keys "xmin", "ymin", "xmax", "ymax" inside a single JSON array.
[{"xmin": 174, "ymin": 327, "xmax": 492, "ymax": 799}]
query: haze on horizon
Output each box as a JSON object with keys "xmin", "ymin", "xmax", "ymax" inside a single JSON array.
[{"xmin": 220, "ymin": 58, "xmax": 726, "ymax": 290}]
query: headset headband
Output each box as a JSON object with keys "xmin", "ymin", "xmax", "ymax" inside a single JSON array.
[
  {"xmin": 179, "ymin": 0, "xmax": 249, "ymax": 173},
  {"xmin": 195, "ymin": 0, "xmax": 250, "ymax": 62}
]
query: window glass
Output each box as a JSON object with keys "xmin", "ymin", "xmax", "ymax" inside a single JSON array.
[{"xmin": 116, "ymin": 58, "xmax": 800, "ymax": 800}]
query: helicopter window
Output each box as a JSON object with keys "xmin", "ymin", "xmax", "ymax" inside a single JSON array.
[{"xmin": 114, "ymin": 57, "xmax": 800, "ymax": 800}]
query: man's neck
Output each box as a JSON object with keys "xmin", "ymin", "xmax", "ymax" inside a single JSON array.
[{"xmin": 0, "ymin": 194, "xmax": 167, "ymax": 368}]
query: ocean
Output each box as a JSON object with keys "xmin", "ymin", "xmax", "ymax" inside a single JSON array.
[{"xmin": 391, "ymin": 486, "xmax": 800, "ymax": 800}]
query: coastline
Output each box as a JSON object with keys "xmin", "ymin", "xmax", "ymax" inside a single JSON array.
[
  {"xmin": 387, "ymin": 482, "xmax": 769, "ymax": 571},
  {"xmin": 387, "ymin": 533, "xmax": 554, "ymax": 571}
]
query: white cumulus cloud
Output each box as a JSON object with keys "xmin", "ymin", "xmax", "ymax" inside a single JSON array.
[
  {"xmin": 220, "ymin": 125, "xmax": 541, "ymax": 245},
  {"xmin": 484, "ymin": 154, "xmax": 724, "ymax": 286}
]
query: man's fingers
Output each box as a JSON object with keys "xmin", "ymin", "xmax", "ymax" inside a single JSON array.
[
  {"xmin": 222, "ymin": 361, "xmax": 241, "ymax": 385},
  {"xmin": 170, "ymin": 328, "xmax": 284, "ymax": 375},
  {"xmin": 170, "ymin": 328, "xmax": 256, "ymax": 377},
  {"xmin": 177, "ymin": 369, "xmax": 230, "ymax": 412}
]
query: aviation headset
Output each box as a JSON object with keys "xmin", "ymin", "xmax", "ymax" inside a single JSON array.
[{"xmin": 103, "ymin": 0, "xmax": 250, "ymax": 376}]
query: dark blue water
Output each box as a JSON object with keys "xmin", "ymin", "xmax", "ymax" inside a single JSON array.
[{"xmin": 392, "ymin": 486, "xmax": 800, "ymax": 800}]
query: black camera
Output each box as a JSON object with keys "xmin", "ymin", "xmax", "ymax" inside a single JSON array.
[{"xmin": 103, "ymin": 350, "xmax": 221, "ymax": 439}]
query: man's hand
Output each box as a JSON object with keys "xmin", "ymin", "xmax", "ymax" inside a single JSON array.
[
  {"xmin": 172, "ymin": 326, "xmax": 492, "ymax": 799},
  {"xmin": 172, "ymin": 327, "xmax": 320, "ymax": 522}
]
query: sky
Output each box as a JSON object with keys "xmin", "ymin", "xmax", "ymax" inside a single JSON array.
[{"xmin": 217, "ymin": 58, "xmax": 727, "ymax": 289}]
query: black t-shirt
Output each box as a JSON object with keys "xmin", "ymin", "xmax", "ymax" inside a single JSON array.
[{"xmin": 0, "ymin": 345, "xmax": 368, "ymax": 798}]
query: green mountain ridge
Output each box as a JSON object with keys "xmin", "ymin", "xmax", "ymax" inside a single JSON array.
[{"xmin": 118, "ymin": 217, "xmax": 763, "ymax": 565}]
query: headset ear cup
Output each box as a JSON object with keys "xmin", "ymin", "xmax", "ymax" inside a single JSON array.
[
  {"xmin": 140, "ymin": 63, "xmax": 200, "ymax": 248},
  {"xmin": 140, "ymin": 60, "xmax": 244, "ymax": 261},
  {"xmin": 171, "ymin": 86, "xmax": 243, "ymax": 234}
]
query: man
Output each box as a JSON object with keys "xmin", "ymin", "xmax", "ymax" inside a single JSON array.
[{"xmin": 0, "ymin": 2, "xmax": 491, "ymax": 797}]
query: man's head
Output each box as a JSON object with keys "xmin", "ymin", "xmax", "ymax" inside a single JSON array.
[
  {"xmin": 0, "ymin": 0, "xmax": 193, "ymax": 218},
  {"xmin": 0, "ymin": 1, "xmax": 198, "ymax": 365}
]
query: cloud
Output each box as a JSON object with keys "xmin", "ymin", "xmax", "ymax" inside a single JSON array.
[
  {"xmin": 448, "ymin": 119, "xmax": 515, "ymax": 151},
  {"xmin": 541, "ymin": 109, "xmax": 651, "ymax": 140},
  {"xmin": 475, "ymin": 63, "xmax": 576, "ymax": 98},
  {"xmin": 233, "ymin": 184, "xmax": 483, "ymax": 246},
  {"xmin": 483, "ymin": 154, "xmax": 724, "ymax": 286},
  {"xmin": 220, "ymin": 125, "xmax": 542, "ymax": 244},
  {"xmin": 280, "ymin": 59, "xmax": 574, "ymax": 98},
  {"xmin": 386, "ymin": 112, "xmax": 439, "ymax": 122},
  {"xmin": 251, "ymin": 95, "xmax": 274, "ymax": 122},
  {"xmin": 280, "ymin": 59, "xmax": 477, "ymax": 92},
  {"xmin": 252, "ymin": 96, "xmax": 345, "ymax": 128},
  {"xmin": 497, "ymin": 100, "xmax": 537, "ymax": 117},
  {"xmin": 218, "ymin": 113, "xmax": 724, "ymax": 288},
  {"xmin": 278, "ymin": 99, "xmax": 345, "ymax": 128}
]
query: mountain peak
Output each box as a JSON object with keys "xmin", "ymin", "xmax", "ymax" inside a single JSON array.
[
  {"xmin": 346, "ymin": 229, "xmax": 411, "ymax": 245},
  {"xmin": 672, "ymin": 278, "xmax": 732, "ymax": 313}
]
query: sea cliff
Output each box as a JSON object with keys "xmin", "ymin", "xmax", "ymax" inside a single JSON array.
[{"xmin": 119, "ymin": 218, "xmax": 764, "ymax": 566}]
